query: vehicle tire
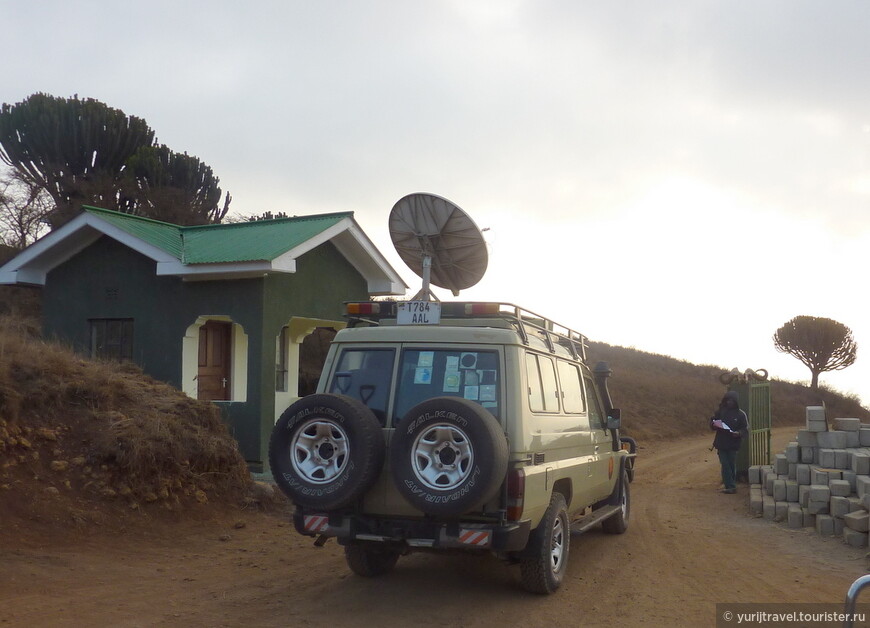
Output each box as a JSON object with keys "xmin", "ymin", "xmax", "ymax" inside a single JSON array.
[
  {"xmin": 344, "ymin": 543, "xmax": 401, "ymax": 577},
  {"xmin": 390, "ymin": 397, "xmax": 508, "ymax": 517},
  {"xmin": 602, "ymin": 468, "xmax": 630, "ymax": 534},
  {"xmin": 268, "ymin": 394, "xmax": 384, "ymax": 510},
  {"xmin": 519, "ymin": 492, "xmax": 570, "ymax": 594}
]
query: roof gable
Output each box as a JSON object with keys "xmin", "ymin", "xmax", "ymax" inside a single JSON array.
[{"xmin": 0, "ymin": 206, "xmax": 407, "ymax": 295}]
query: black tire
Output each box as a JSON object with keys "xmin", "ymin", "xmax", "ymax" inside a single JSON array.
[
  {"xmin": 390, "ymin": 397, "xmax": 508, "ymax": 517},
  {"xmin": 344, "ymin": 543, "xmax": 401, "ymax": 577},
  {"xmin": 519, "ymin": 492, "xmax": 570, "ymax": 594},
  {"xmin": 602, "ymin": 468, "xmax": 630, "ymax": 534},
  {"xmin": 268, "ymin": 394, "xmax": 384, "ymax": 510}
]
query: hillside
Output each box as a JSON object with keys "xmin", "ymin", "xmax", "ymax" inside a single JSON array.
[
  {"xmin": 587, "ymin": 340, "xmax": 870, "ymax": 442},
  {"xmin": 0, "ymin": 315, "xmax": 268, "ymax": 536}
]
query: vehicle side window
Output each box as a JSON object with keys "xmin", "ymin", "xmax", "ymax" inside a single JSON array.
[
  {"xmin": 583, "ymin": 376, "xmax": 605, "ymax": 429},
  {"xmin": 557, "ymin": 360, "xmax": 586, "ymax": 415},
  {"xmin": 328, "ymin": 349, "xmax": 395, "ymax": 425},
  {"xmin": 526, "ymin": 353, "xmax": 559, "ymax": 413},
  {"xmin": 525, "ymin": 353, "xmax": 545, "ymax": 412}
]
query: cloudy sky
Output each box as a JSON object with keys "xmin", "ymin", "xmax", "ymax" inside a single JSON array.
[{"xmin": 5, "ymin": 1, "xmax": 870, "ymax": 406}]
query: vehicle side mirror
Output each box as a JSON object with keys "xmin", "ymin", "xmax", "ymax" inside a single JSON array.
[{"xmin": 606, "ymin": 408, "xmax": 621, "ymax": 431}]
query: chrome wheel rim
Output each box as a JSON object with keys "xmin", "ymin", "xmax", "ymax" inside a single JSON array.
[
  {"xmin": 290, "ymin": 418, "xmax": 349, "ymax": 484},
  {"xmin": 410, "ymin": 423, "xmax": 474, "ymax": 490},
  {"xmin": 551, "ymin": 515, "xmax": 566, "ymax": 572}
]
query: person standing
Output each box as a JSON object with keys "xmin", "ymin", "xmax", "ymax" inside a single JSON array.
[{"xmin": 710, "ymin": 390, "xmax": 748, "ymax": 494}]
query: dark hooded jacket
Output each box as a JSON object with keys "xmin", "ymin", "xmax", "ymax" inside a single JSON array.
[{"xmin": 710, "ymin": 390, "xmax": 749, "ymax": 451}]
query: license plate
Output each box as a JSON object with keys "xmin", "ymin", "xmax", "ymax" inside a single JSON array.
[{"xmin": 397, "ymin": 301, "xmax": 441, "ymax": 325}]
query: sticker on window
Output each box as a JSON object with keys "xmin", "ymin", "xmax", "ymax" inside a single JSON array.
[
  {"xmin": 417, "ymin": 351, "xmax": 434, "ymax": 368},
  {"xmin": 479, "ymin": 385, "xmax": 496, "ymax": 402},
  {"xmin": 414, "ymin": 367, "xmax": 433, "ymax": 385},
  {"xmin": 444, "ymin": 370, "xmax": 460, "ymax": 392},
  {"xmin": 464, "ymin": 386, "xmax": 479, "ymax": 400},
  {"xmin": 460, "ymin": 353, "xmax": 477, "ymax": 369},
  {"xmin": 464, "ymin": 371, "xmax": 480, "ymax": 386}
]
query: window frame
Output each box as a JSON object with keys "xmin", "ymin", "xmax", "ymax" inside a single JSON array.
[{"xmin": 89, "ymin": 318, "xmax": 134, "ymax": 361}]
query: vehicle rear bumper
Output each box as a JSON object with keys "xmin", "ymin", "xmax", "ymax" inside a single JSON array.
[{"xmin": 293, "ymin": 509, "xmax": 531, "ymax": 552}]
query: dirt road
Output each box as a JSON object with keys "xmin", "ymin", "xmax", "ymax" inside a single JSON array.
[{"xmin": 2, "ymin": 428, "xmax": 868, "ymax": 627}]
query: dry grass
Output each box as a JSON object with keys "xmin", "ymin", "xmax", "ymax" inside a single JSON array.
[
  {"xmin": 0, "ymin": 315, "xmax": 257, "ymax": 528},
  {"xmin": 588, "ymin": 341, "xmax": 870, "ymax": 442}
]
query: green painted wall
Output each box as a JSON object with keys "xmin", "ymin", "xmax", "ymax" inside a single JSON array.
[{"xmin": 42, "ymin": 236, "xmax": 370, "ymax": 471}]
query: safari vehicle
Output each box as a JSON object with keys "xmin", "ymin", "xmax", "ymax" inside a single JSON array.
[{"xmin": 268, "ymin": 301, "xmax": 636, "ymax": 594}]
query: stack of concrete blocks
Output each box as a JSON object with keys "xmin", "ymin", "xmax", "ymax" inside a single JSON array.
[{"xmin": 749, "ymin": 406, "xmax": 870, "ymax": 548}]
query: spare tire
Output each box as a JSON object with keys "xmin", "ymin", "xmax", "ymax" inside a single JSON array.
[
  {"xmin": 269, "ymin": 394, "xmax": 384, "ymax": 510},
  {"xmin": 390, "ymin": 397, "xmax": 508, "ymax": 517}
]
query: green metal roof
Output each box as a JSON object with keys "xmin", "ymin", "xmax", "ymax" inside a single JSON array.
[{"xmin": 82, "ymin": 206, "xmax": 353, "ymax": 264}]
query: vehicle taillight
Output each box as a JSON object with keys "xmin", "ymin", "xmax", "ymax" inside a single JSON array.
[
  {"xmin": 346, "ymin": 302, "xmax": 380, "ymax": 315},
  {"xmin": 506, "ymin": 469, "xmax": 525, "ymax": 521},
  {"xmin": 465, "ymin": 303, "xmax": 500, "ymax": 316}
]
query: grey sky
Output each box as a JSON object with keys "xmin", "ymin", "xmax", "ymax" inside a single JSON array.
[{"xmin": 5, "ymin": 1, "xmax": 870, "ymax": 400}]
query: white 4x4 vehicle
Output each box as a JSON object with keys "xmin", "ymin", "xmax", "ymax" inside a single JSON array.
[{"xmin": 269, "ymin": 301, "xmax": 635, "ymax": 594}]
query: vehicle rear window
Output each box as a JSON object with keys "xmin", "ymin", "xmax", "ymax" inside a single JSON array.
[
  {"xmin": 328, "ymin": 349, "xmax": 395, "ymax": 425},
  {"xmin": 393, "ymin": 349, "xmax": 500, "ymax": 422}
]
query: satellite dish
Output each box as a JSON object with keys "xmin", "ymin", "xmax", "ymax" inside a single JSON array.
[{"xmin": 389, "ymin": 193, "xmax": 488, "ymax": 300}]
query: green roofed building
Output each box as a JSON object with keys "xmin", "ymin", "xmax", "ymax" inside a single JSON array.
[{"xmin": 0, "ymin": 206, "xmax": 407, "ymax": 471}]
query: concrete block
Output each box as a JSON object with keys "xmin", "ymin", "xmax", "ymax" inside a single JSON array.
[
  {"xmin": 830, "ymin": 479, "xmax": 852, "ymax": 497},
  {"xmin": 788, "ymin": 463, "xmax": 797, "ymax": 480},
  {"xmin": 831, "ymin": 495, "xmax": 851, "ymax": 518},
  {"xmin": 809, "ymin": 484, "xmax": 832, "ymax": 502},
  {"xmin": 801, "ymin": 446, "xmax": 816, "ymax": 464},
  {"xmin": 774, "ymin": 454, "xmax": 789, "ymax": 475},
  {"xmin": 774, "ymin": 501, "xmax": 788, "ymax": 522},
  {"xmin": 857, "ymin": 475, "xmax": 870, "ymax": 498},
  {"xmin": 845, "ymin": 510, "xmax": 870, "ymax": 532},
  {"xmin": 785, "ymin": 442, "xmax": 800, "ymax": 463},
  {"xmin": 835, "ymin": 450, "xmax": 850, "ymax": 469},
  {"xmin": 846, "ymin": 431, "xmax": 861, "ymax": 448},
  {"xmin": 807, "ymin": 420, "xmax": 828, "ymax": 433},
  {"xmin": 748, "ymin": 465, "xmax": 761, "ymax": 484},
  {"xmin": 843, "ymin": 527, "xmax": 868, "ymax": 548},
  {"xmin": 750, "ymin": 490, "xmax": 763, "ymax": 515},
  {"xmin": 818, "ymin": 449, "xmax": 837, "ymax": 468},
  {"xmin": 772, "ymin": 479, "xmax": 787, "ymax": 502},
  {"xmin": 862, "ymin": 493, "xmax": 870, "ymax": 511},
  {"xmin": 765, "ymin": 473, "xmax": 776, "ymax": 496},
  {"xmin": 799, "ymin": 484, "xmax": 811, "ymax": 507},
  {"xmin": 843, "ymin": 470, "xmax": 857, "ymax": 491},
  {"xmin": 797, "ymin": 430, "xmax": 818, "ymax": 447},
  {"xmin": 860, "ymin": 429, "xmax": 870, "ymax": 447},
  {"xmin": 796, "ymin": 464, "xmax": 811, "ymax": 485},
  {"xmin": 807, "ymin": 405, "xmax": 826, "ymax": 424},
  {"xmin": 803, "ymin": 508, "xmax": 816, "ymax": 528},
  {"xmin": 816, "ymin": 514, "xmax": 836, "ymax": 535},
  {"xmin": 834, "ymin": 517, "xmax": 845, "ymax": 535},
  {"xmin": 834, "ymin": 417, "xmax": 862, "ymax": 432},
  {"xmin": 848, "ymin": 496, "xmax": 864, "ymax": 512},
  {"xmin": 852, "ymin": 453, "xmax": 870, "ymax": 475},
  {"xmin": 818, "ymin": 431, "xmax": 848, "ymax": 449},
  {"xmin": 787, "ymin": 503, "xmax": 804, "ymax": 528},
  {"xmin": 760, "ymin": 465, "xmax": 774, "ymax": 486},
  {"xmin": 763, "ymin": 494, "xmax": 776, "ymax": 520},
  {"xmin": 811, "ymin": 467, "xmax": 830, "ymax": 485},
  {"xmin": 808, "ymin": 500, "xmax": 829, "ymax": 514},
  {"xmin": 785, "ymin": 479, "xmax": 799, "ymax": 503}
]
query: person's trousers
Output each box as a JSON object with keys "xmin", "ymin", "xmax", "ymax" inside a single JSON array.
[{"xmin": 718, "ymin": 448, "xmax": 737, "ymax": 490}]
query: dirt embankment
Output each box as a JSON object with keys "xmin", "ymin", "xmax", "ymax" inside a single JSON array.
[{"xmin": 2, "ymin": 428, "xmax": 868, "ymax": 627}]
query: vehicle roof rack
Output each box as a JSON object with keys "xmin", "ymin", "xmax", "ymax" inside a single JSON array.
[{"xmin": 343, "ymin": 301, "xmax": 588, "ymax": 361}]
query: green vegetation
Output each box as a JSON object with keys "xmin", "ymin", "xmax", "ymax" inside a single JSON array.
[{"xmin": 773, "ymin": 315, "xmax": 857, "ymax": 391}]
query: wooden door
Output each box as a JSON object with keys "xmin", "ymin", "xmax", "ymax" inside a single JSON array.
[{"xmin": 198, "ymin": 321, "xmax": 232, "ymax": 400}]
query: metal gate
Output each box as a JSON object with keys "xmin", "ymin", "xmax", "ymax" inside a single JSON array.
[{"xmin": 730, "ymin": 381, "xmax": 771, "ymax": 482}]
